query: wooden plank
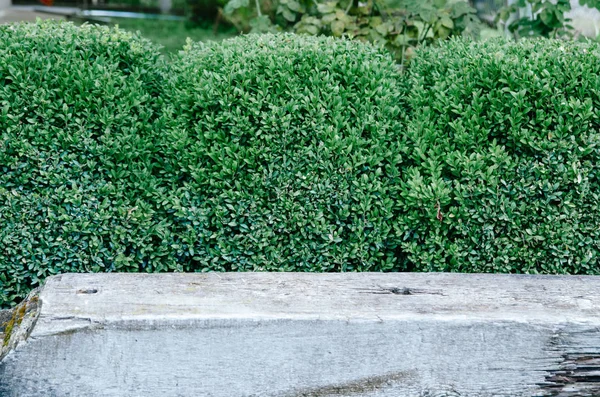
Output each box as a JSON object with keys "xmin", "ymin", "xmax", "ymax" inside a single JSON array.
[
  {"xmin": 30, "ymin": 273, "xmax": 600, "ymax": 324},
  {"xmin": 0, "ymin": 273, "xmax": 599, "ymax": 396}
]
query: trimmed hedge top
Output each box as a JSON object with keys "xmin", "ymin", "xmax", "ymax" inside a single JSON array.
[
  {"xmin": 401, "ymin": 38, "xmax": 600, "ymax": 274},
  {"xmin": 160, "ymin": 34, "xmax": 407, "ymax": 273}
]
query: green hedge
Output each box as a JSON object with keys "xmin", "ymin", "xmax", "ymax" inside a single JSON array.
[
  {"xmin": 160, "ymin": 34, "xmax": 407, "ymax": 272},
  {"xmin": 0, "ymin": 27, "xmax": 408, "ymax": 307},
  {"xmin": 401, "ymin": 38, "xmax": 600, "ymax": 274},
  {"xmin": 0, "ymin": 21, "xmax": 168, "ymax": 306},
  {"xmin": 3, "ymin": 23, "xmax": 600, "ymax": 308}
]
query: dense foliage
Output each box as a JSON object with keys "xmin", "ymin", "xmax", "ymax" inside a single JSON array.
[
  {"xmin": 0, "ymin": 21, "xmax": 167, "ymax": 306},
  {"xmin": 3, "ymin": 22, "xmax": 600, "ymax": 308},
  {"xmin": 401, "ymin": 38, "xmax": 600, "ymax": 274},
  {"xmin": 160, "ymin": 34, "xmax": 407, "ymax": 273},
  {"xmin": 0, "ymin": 27, "xmax": 408, "ymax": 307}
]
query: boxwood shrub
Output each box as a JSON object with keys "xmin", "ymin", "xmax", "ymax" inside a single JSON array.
[
  {"xmin": 160, "ymin": 34, "xmax": 407, "ymax": 273},
  {"xmin": 400, "ymin": 38, "xmax": 600, "ymax": 275},
  {"xmin": 5, "ymin": 25, "xmax": 599, "ymax": 308},
  {"xmin": 0, "ymin": 21, "xmax": 169, "ymax": 307}
]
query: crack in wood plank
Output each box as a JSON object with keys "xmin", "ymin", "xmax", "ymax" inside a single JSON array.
[
  {"xmin": 540, "ymin": 354, "xmax": 600, "ymax": 396},
  {"xmin": 356, "ymin": 286, "xmax": 445, "ymax": 296}
]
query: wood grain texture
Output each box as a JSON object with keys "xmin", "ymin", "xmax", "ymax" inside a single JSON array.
[
  {"xmin": 0, "ymin": 273, "xmax": 599, "ymax": 396},
  {"xmin": 32, "ymin": 273, "xmax": 600, "ymax": 325}
]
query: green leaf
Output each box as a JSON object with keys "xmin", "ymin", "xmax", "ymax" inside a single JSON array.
[
  {"xmin": 321, "ymin": 12, "xmax": 338, "ymax": 23},
  {"xmin": 540, "ymin": 8, "xmax": 555, "ymax": 26},
  {"xmin": 419, "ymin": 8, "xmax": 438, "ymax": 24},
  {"xmin": 280, "ymin": 7, "xmax": 297, "ymax": 22},
  {"xmin": 317, "ymin": 1, "xmax": 338, "ymax": 13},
  {"xmin": 224, "ymin": 0, "xmax": 249, "ymax": 15},
  {"xmin": 286, "ymin": 0, "xmax": 304, "ymax": 13},
  {"xmin": 295, "ymin": 22, "xmax": 321, "ymax": 34},
  {"xmin": 450, "ymin": 1, "xmax": 475, "ymax": 18},
  {"xmin": 375, "ymin": 21, "xmax": 393, "ymax": 35},
  {"xmin": 249, "ymin": 15, "xmax": 279, "ymax": 32},
  {"xmin": 440, "ymin": 15, "xmax": 453, "ymax": 29},
  {"xmin": 331, "ymin": 20, "xmax": 346, "ymax": 36},
  {"xmin": 393, "ymin": 33, "xmax": 411, "ymax": 46}
]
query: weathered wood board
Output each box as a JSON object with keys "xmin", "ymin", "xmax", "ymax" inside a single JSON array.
[{"xmin": 1, "ymin": 273, "xmax": 599, "ymax": 396}]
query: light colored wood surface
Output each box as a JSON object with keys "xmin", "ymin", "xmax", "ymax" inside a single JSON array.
[
  {"xmin": 37, "ymin": 272, "xmax": 600, "ymax": 326},
  {"xmin": 1, "ymin": 273, "xmax": 599, "ymax": 396}
]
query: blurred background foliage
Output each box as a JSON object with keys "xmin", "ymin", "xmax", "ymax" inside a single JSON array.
[
  {"xmin": 223, "ymin": 0, "xmax": 483, "ymax": 65},
  {"xmin": 6, "ymin": 0, "xmax": 600, "ymax": 64}
]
